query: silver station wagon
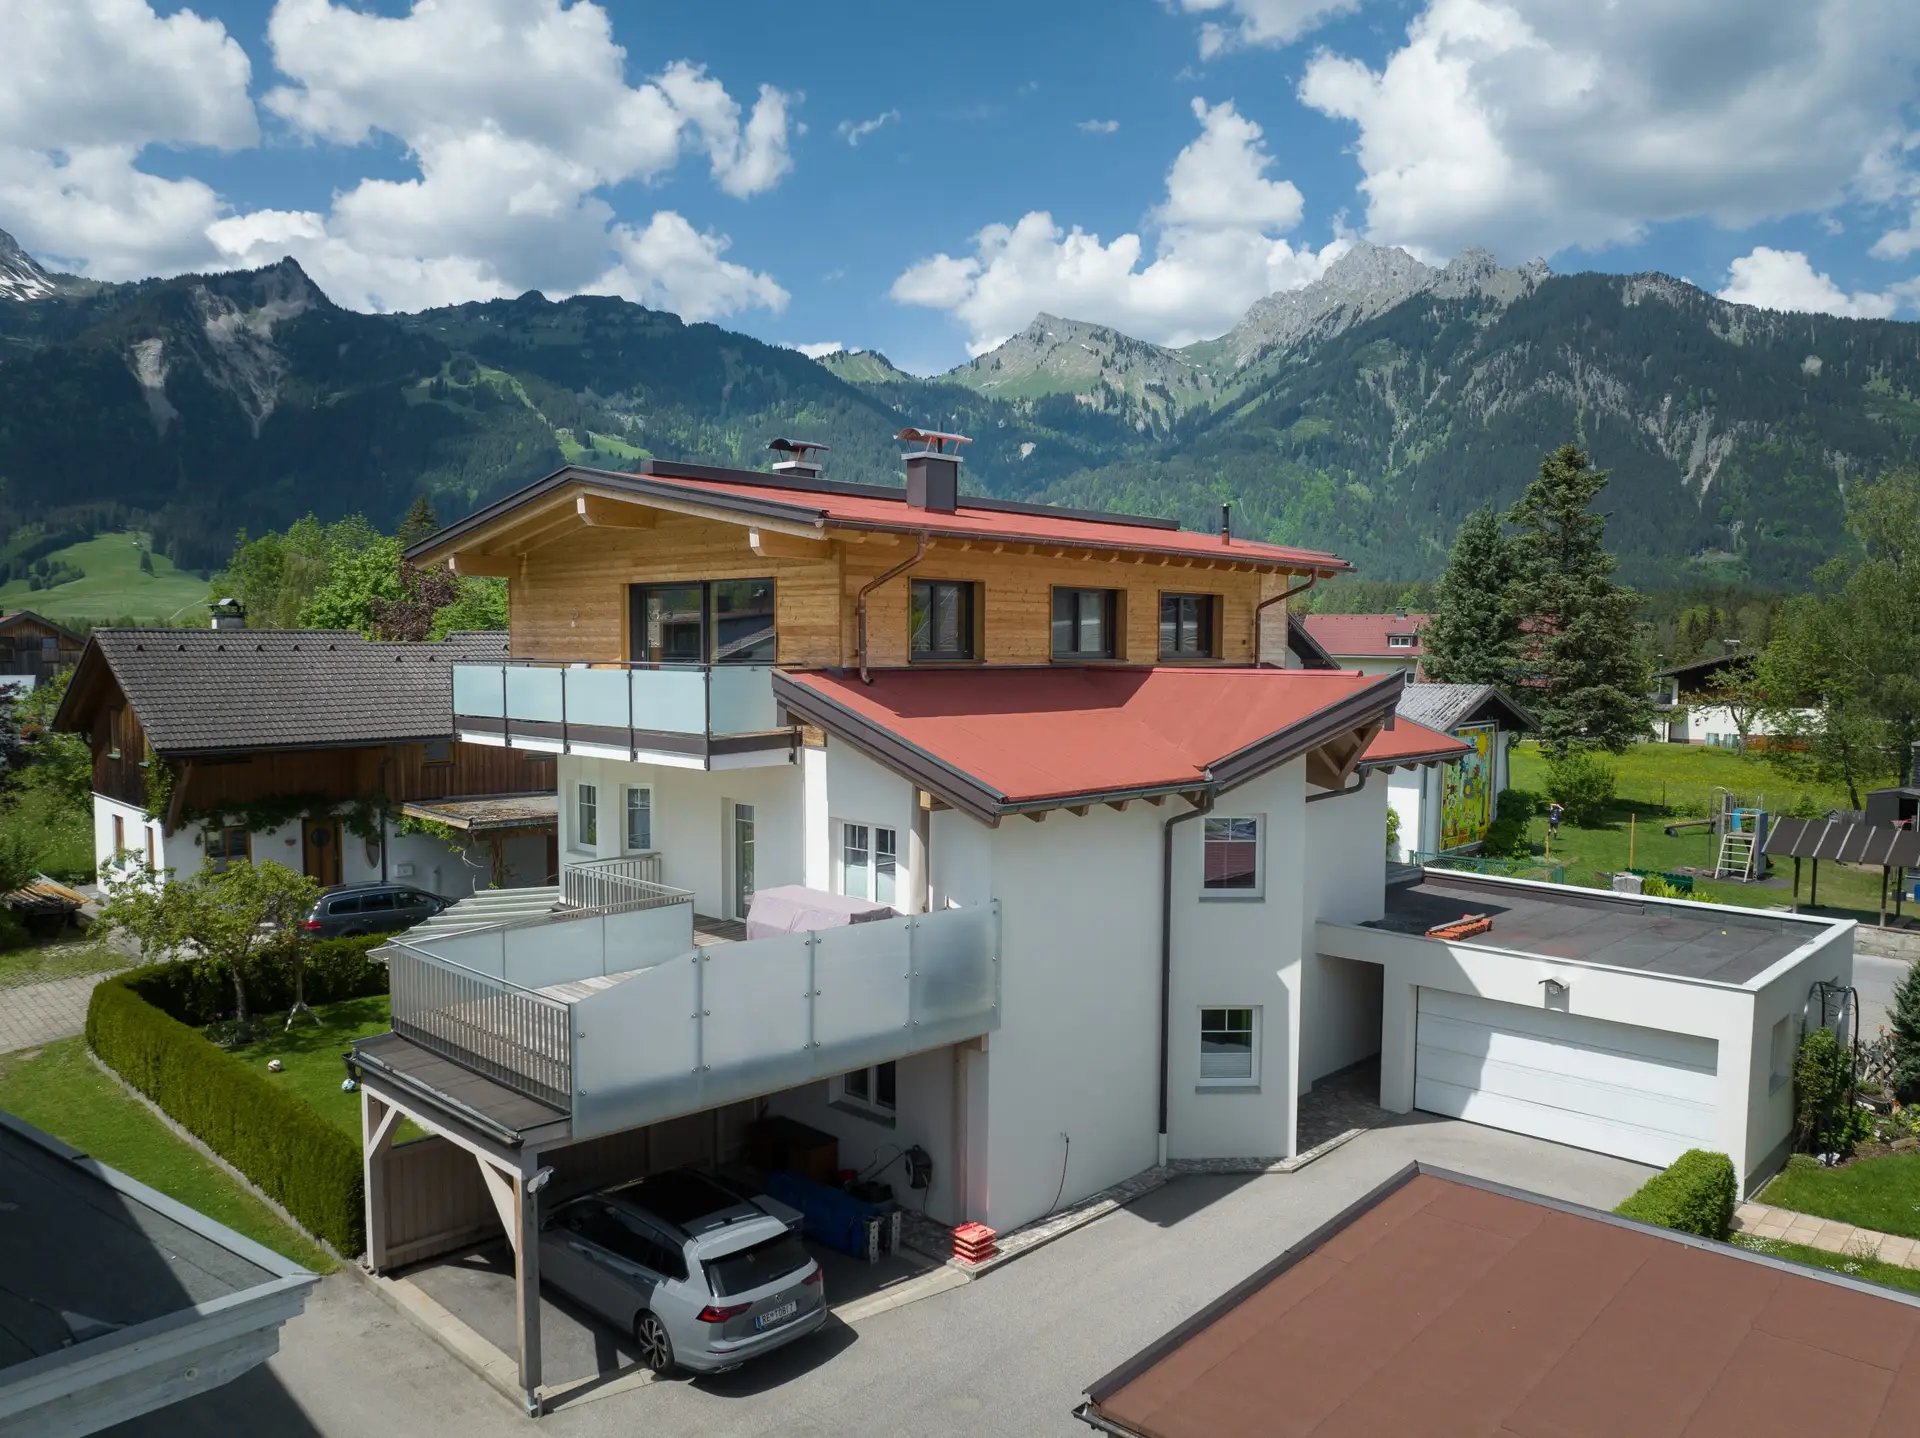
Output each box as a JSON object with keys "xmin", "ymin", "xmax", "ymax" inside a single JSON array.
[{"xmin": 539, "ymin": 1169, "xmax": 826, "ymax": 1375}]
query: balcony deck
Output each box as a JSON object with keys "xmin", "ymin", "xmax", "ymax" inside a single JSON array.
[{"xmin": 451, "ymin": 660, "xmax": 794, "ymax": 769}]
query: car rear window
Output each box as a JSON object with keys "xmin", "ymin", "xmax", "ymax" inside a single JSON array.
[
  {"xmin": 328, "ymin": 896, "xmax": 362, "ymax": 915},
  {"xmin": 704, "ymin": 1233, "xmax": 810, "ymax": 1297}
]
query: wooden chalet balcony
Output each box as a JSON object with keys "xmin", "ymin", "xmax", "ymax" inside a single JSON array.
[{"xmin": 451, "ymin": 661, "xmax": 792, "ymax": 768}]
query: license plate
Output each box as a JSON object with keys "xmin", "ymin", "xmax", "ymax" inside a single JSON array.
[{"xmin": 755, "ymin": 1301, "xmax": 797, "ymax": 1331}]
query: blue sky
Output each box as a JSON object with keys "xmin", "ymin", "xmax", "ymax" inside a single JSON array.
[{"xmin": 3, "ymin": 1, "xmax": 1918, "ymax": 374}]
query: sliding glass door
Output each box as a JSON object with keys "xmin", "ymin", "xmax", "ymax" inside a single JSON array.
[{"xmin": 630, "ymin": 579, "xmax": 775, "ymax": 663}]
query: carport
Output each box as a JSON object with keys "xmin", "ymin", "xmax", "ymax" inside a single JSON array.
[
  {"xmin": 350, "ymin": 875, "xmax": 1000, "ymax": 1415},
  {"xmin": 1316, "ymin": 872, "xmax": 1854, "ymax": 1192}
]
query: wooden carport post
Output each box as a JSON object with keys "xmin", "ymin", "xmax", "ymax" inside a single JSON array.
[
  {"xmin": 475, "ymin": 1153, "xmax": 543, "ymax": 1416},
  {"xmin": 1792, "ymin": 856, "xmax": 1802, "ymax": 914},
  {"xmin": 361, "ymin": 1089, "xmax": 401, "ymax": 1272}
]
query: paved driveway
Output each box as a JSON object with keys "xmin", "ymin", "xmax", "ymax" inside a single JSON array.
[{"xmin": 108, "ymin": 1116, "xmax": 1652, "ymax": 1438}]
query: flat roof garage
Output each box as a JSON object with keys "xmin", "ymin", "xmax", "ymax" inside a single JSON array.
[
  {"xmin": 1078, "ymin": 1165, "xmax": 1920, "ymax": 1438},
  {"xmin": 1317, "ymin": 873, "xmax": 1854, "ymax": 1192}
]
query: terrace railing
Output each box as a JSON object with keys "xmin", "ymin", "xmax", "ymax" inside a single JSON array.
[
  {"xmin": 451, "ymin": 661, "xmax": 784, "ymax": 758},
  {"xmin": 562, "ymin": 854, "xmax": 671, "ymax": 910},
  {"xmin": 387, "ymin": 943, "xmax": 572, "ymax": 1110}
]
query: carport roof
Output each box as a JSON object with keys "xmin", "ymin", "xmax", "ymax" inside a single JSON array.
[
  {"xmin": 1079, "ymin": 1165, "xmax": 1920, "ymax": 1438},
  {"xmin": 1374, "ymin": 873, "xmax": 1819, "ymax": 985}
]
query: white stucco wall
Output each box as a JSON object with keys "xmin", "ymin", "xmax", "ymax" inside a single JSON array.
[{"xmin": 1300, "ymin": 778, "xmax": 1389, "ymax": 1088}]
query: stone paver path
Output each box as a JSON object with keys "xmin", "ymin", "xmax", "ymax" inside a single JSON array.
[
  {"xmin": 1735, "ymin": 1200, "xmax": 1920, "ymax": 1268},
  {"xmin": 0, "ymin": 973, "xmax": 108, "ymax": 1054}
]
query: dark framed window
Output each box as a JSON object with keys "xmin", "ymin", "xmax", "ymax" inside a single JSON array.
[
  {"xmin": 629, "ymin": 579, "xmax": 776, "ymax": 664},
  {"xmin": 421, "ymin": 738, "xmax": 453, "ymax": 765},
  {"xmin": 1159, "ymin": 593, "xmax": 1217, "ymax": 659},
  {"xmin": 910, "ymin": 580, "xmax": 976, "ymax": 660},
  {"xmin": 205, "ymin": 825, "xmax": 251, "ymax": 873},
  {"xmin": 1052, "ymin": 587, "xmax": 1117, "ymax": 660}
]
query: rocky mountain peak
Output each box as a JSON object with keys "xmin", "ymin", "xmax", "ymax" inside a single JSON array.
[{"xmin": 0, "ymin": 228, "xmax": 57, "ymax": 301}]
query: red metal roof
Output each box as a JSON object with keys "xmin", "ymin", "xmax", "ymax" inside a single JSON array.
[
  {"xmin": 1300, "ymin": 612, "xmax": 1429, "ymax": 657},
  {"xmin": 619, "ymin": 470, "xmax": 1346, "ymax": 571},
  {"xmin": 775, "ymin": 666, "xmax": 1405, "ymax": 813},
  {"xmin": 1362, "ymin": 716, "xmax": 1467, "ymax": 767}
]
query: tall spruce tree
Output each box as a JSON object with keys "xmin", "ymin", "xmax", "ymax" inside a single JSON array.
[
  {"xmin": 1423, "ymin": 506, "xmax": 1519, "ymax": 685},
  {"xmin": 1506, "ymin": 444, "xmax": 1652, "ymax": 754},
  {"xmin": 397, "ymin": 494, "xmax": 441, "ymax": 549}
]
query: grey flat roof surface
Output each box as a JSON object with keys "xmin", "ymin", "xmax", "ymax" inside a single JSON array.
[
  {"xmin": 1373, "ymin": 875, "xmax": 1815, "ymax": 984},
  {"xmin": 0, "ymin": 1121, "xmax": 272, "ymax": 1367},
  {"xmin": 355, "ymin": 1031, "xmax": 569, "ymax": 1137}
]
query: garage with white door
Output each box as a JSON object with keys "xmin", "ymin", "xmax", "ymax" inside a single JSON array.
[
  {"xmin": 1413, "ymin": 989, "xmax": 1719, "ymax": 1169},
  {"xmin": 1315, "ymin": 872, "xmax": 1855, "ymax": 1193}
]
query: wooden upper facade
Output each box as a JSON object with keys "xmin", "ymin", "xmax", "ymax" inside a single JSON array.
[
  {"xmin": 412, "ymin": 461, "xmax": 1350, "ymax": 669},
  {"xmin": 0, "ymin": 610, "xmax": 85, "ymax": 683}
]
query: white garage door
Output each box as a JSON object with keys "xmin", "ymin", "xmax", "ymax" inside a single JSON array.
[{"xmin": 1415, "ymin": 989, "xmax": 1719, "ymax": 1168}]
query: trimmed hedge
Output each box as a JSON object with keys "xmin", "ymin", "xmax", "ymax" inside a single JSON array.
[
  {"xmin": 128, "ymin": 935, "xmax": 388, "ymax": 1026},
  {"xmin": 87, "ymin": 966, "xmax": 365, "ymax": 1255},
  {"xmin": 1614, "ymin": 1149, "xmax": 1738, "ymax": 1240}
]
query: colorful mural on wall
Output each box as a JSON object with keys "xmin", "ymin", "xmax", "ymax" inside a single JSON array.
[{"xmin": 1441, "ymin": 723, "xmax": 1496, "ymax": 851}]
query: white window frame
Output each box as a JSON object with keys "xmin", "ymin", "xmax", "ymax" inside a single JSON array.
[
  {"xmin": 1198, "ymin": 1006, "xmax": 1260, "ymax": 1089},
  {"xmin": 835, "ymin": 1060, "xmax": 898, "ymax": 1120},
  {"xmin": 1388, "ymin": 634, "xmax": 1415, "ymax": 649},
  {"xmin": 837, "ymin": 820, "xmax": 900, "ymax": 906},
  {"xmin": 575, "ymin": 782, "xmax": 598, "ymax": 851},
  {"xmin": 1200, "ymin": 814, "xmax": 1264, "ymax": 900},
  {"xmin": 623, "ymin": 785, "xmax": 654, "ymax": 853}
]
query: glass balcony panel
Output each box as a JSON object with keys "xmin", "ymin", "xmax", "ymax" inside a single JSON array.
[
  {"xmin": 812, "ymin": 916, "xmax": 913, "ymax": 1050},
  {"xmin": 631, "ymin": 667, "xmax": 709, "ymax": 734},
  {"xmin": 707, "ymin": 665, "xmax": 779, "ymax": 734},
  {"xmin": 566, "ymin": 667, "xmax": 632, "ymax": 729},
  {"xmin": 698, "ymin": 935, "xmax": 812, "ymax": 1079},
  {"xmin": 453, "ymin": 663, "xmax": 506, "ymax": 719},
  {"xmin": 573, "ymin": 955, "xmax": 702, "ymax": 1139},
  {"xmin": 912, "ymin": 902, "xmax": 1000, "ymax": 1031},
  {"xmin": 505, "ymin": 666, "xmax": 564, "ymax": 724}
]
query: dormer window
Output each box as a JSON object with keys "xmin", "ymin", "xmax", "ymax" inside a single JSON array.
[{"xmin": 1388, "ymin": 633, "xmax": 1417, "ymax": 649}]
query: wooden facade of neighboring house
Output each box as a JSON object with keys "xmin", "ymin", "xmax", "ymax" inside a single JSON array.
[{"xmin": 0, "ymin": 609, "xmax": 85, "ymax": 684}]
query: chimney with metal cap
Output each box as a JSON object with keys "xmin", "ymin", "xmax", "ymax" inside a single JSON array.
[
  {"xmin": 897, "ymin": 427, "xmax": 971, "ymax": 513},
  {"xmin": 209, "ymin": 597, "xmax": 246, "ymax": 631},
  {"xmin": 1220, "ymin": 502, "xmax": 1232, "ymax": 544},
  {"xmin": 767, "ymin": 437, "xmax": 829, "ymax": 480}
]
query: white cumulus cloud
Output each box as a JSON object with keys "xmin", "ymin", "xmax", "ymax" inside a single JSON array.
[
  {"xmin": 837, "ymin": 110, "xmax": 899, "ymax": 147},
  {"xmin": 1298, "ymin": 0, "xmax": 1920, "ymax": 263},
  {"xmin": 1716, "ymin": 247, "xmax": 1897, "ymax": 319},
  {"xmin": 890, "ymin": 97, "xmax": 1342, "ymax": 352},
  {"xmin": 1076, "ymin": 119, "xmax": 1120, "ymax": 134},
  {"xmin": 1179, "ymin": 0, "xmax": 1359, "ymax": 57},
  {"xmin": 0, "ymin": 0, "xmax": 793, "ymax": 321},
  {"xmin": 792, "ymin": 341, "xmax": 844, "ymax": 358}
]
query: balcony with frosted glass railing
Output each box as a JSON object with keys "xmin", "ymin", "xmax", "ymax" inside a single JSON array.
[
  {"xmin": 451, "ymin": 661, "xmax": 792, "ymax": 768},
  {"xmin": 376, "ymin": 896, "xmax": 1001, "ymax": 1142}
]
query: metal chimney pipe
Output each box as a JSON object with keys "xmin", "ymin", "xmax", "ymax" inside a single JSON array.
[{"xmin": 1220, "ymin": 503, "xmax": 1231, "ymax": 544}]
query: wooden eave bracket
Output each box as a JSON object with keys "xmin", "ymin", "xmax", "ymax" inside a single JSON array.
[
  {"xmin": 577, "ymin": 494, "xmax": 657, "ymax": 529},
  {"xmin": 750, "ymin": 525, "xmax": 832, "ymax": 560},
  {"xmin": 1305, "ymin": 718, "xmax": 1386, "ymax": 792}
]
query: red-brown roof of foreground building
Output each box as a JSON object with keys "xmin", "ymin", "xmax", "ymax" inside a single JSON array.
[
  {"xmin": 1080, "ymin": 1166, "xmax": 1920, "ymax": 1438},
  {"xmin": 1299, "ymin": 611, "xmax": 1429, "ymax": 657},
  {"xmin": 773, "ymin": 666, "xmax": 1412, "ymax": 821},
  {"xmin": 409, "ymin": 463, "xmax": 1351, "ymax": 574}
]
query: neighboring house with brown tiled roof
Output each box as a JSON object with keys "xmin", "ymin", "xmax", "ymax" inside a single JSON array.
[
  {"xmin": 1297, "ymin": 610, "xmax": 1428, "ymax": 681},
  {"xmin": 0, "ymin": 609, "xmax": 84, "ymax": 686},
  {"xmin": 53, "ymin": 624, "xmax": 557, "ymax": 899}
]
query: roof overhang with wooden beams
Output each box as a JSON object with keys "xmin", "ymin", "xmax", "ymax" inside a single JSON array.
[
  {"xmin": 408, "ymin": 464, "xmax": 1352, "ymax": 580},
  {"xmin": 771, "ymin": 666, "xmax": 1408, "ymax": 824}
]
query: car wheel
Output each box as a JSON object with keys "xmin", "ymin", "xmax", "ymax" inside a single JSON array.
[{"xmin": 634, "ymin": 1311, "xmax": 675, "ymax": 1375}]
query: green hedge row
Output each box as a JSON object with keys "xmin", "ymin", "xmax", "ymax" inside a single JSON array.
[
  {"xmin": 129, "ymin": 936, "xmax": 388, "ymax": 1026},
  {"xmin": 87, "ymin": 968, "xmax": 365, "ymax": 1255},
  {"xmin": 1614, "ymin": 1149, "xmax": 1737, "ymax": 1240}
]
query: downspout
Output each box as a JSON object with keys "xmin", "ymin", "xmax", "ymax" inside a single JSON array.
[
  {"xmin": 855, "ymin": 532, "xmax": 929, "ymax": 684},
  {"xmin": 1158, "ymin": 790, "xmax": 1213, "ymax": 1167},
  {"xmin": 377, "ymin": 754, "xmax": 391, "ymax": 883},
  {"xmin": 1254, "ymin": 572, "xmax": 1321, "ymax": 667}
]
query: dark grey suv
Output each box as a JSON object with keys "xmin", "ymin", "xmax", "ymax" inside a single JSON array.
[
  {"xmin": 301, "ymin": 883, "xmax": 446, "ymax": 939},
  {"xmin": 540, "ymin": 1169, "xmax": 825, "ymax": 1375}
]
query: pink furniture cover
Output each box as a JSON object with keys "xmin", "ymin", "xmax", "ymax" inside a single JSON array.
[{"xmin": 744, "ymin": 885, "xmax": 896, "ymax": 939}]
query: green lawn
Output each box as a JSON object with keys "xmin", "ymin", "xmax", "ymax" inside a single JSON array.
[
  {"xmin": 0, "ymin": 933, "xmax": 131, "ymax": 989},
  {"xmin": 1506, "ymin": 742, "xmax": 1895, "ymax": 913},
  {"xmin": 0, "ymin": 530, "xmax": 207, "ymax": 625},
  {"xmin": 1757, "ymin": 1154, "xmax": 1920, "ymax": 1240},
  {"xmin": 233, "ymin": 993, "xmax": 397, "ymax": 1138},
  {"xmin": 0, "ymin": 1037, "xmax": 333, "ymax": 1271},
  {"xmin": 1733, "ymin": 1234, "xmax": 1920, "ymax": 1296}
]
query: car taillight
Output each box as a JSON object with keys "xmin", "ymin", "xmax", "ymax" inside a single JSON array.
[
  {"xmin": 301, "ymin": 919, "xmax": 322, "ymax": 931},
  {"xmin": 802, "ymin": 1267, "xmax": 823, "ymax": 1286},
  {"xmin": 695, "ymin": 1302, "xmax": 751, "ymax": 1324}
]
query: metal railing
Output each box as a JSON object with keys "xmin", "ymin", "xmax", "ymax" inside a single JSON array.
[
  {"xmin": 451, "ymin": 660, "xmax": 782, "ymax": 751},
  {"xmin": 1412, "ymin": 849, "xmax": 1567, "ymax": 885},
  {"xmin": 388, "ymin": 944, "xmax": 572, "ymax": 1110},
  {"xmin": 562, "ymin": 853, "xmax": 667, "ymax": 908}
]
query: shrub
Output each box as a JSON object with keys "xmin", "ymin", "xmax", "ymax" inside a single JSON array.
[
  {"xmin": 1795, "ymin": 1024, "xmax": 1858, "ymax": 1155},
  {"xmin": 1543, "ymin": 750, "xmax": 1617, "ymax": 826},
  {"xmin": 1481, "ymin": 789, "xmax": 1537, "ymax": 858},
  {"xmin": 1614, "ymin": 1149, "xmax": 1738, "ymax": 1239},
  {"xmin": 1386, "ymin": 805, "xmax": 1401, "ymax": 857},
  {"xmin": 0, "ymin": 908, "xmax": 30, "ymax": 952},
  {"xmin": 129, "ymin": 934, "xmax": 387, "ymax": 1027},
  {"xmin": 87, "ymin": 965, "xmax": 365, "ymax": 1254}
]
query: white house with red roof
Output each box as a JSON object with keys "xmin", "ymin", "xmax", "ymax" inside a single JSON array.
[
  {"xmin": 345, "ymin": 441, "xmax": 1845, "ymax": 1411},
  {"xmin": 1297, "ymin": 609, "xmax": 1429, "ymax": 681}
]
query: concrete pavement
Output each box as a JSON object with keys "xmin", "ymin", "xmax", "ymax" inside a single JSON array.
[
  {"xmin": 1854, "ymin": 952, "xmax": 1912, "ymax": 1044},
  {"xmin": 105, "ymin": 1115, "xmax": 1652, "ymax": 1438},
  {"xmin": 0, "ymin": 972, "xmax": 110, "ymax": 1054}
]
